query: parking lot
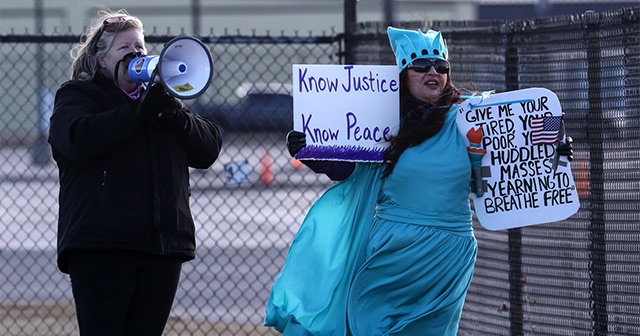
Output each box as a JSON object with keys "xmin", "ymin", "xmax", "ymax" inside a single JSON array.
[{"xmin": 0, "ymin": 132, "xmax": 334, "ymax": 331}]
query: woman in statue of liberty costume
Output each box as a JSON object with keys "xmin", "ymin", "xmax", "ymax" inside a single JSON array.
[{"xmin": 265, "ymin": 26, "xmax": 478, "ymax": 335}]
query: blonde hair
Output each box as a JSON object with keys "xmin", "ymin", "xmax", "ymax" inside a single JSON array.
[{"xmin": 70, "ymin": 8, "xmax": 144, "ymax": 81}]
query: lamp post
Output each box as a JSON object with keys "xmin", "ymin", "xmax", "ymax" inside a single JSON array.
[
  {"xmin": 31, "ymin": 0, "xmax": 51, "ymax": 165},
  {"xmin": 383, "ymin": 0, "xmax": 396, "ymax": 24}
]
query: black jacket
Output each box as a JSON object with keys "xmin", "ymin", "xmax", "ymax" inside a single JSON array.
[{"xmin": 48, "ymin": 73, "xmax": 222, "ymax": 273}]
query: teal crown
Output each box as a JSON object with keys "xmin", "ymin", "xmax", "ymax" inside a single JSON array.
[{"xmin": 387, "ymin": 26, "xmax": 449, "ymax": 72}]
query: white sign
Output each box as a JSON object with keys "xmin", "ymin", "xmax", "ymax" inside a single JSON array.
[
  {"xmin": 292, "ymin": 64, "xmax": 399, "ymax": 162},
  {"xmin": 456, "ymin": 88, "xmax": 580, "ymax": 230}
]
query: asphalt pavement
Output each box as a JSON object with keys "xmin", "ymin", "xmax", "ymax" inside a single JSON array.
[{"xmin": 0, "ymin": 132, "xmax": 333, "ymax": 326}]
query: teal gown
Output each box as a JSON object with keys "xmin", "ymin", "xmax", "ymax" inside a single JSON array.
[{"xmin": 265, "ymin": 106, "xmax": 478, "ymax": 336}]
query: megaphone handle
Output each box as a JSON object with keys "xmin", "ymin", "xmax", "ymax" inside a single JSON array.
[
  {"xmin": 472, "ymin": 168, "xmax": 484, "ymax": 197},
  {"xmin": 138, "ymin": 68, "xmax": 160, "ymax": 104}
]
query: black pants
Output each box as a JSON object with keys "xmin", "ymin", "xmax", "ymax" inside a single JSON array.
[{"xmin": 67, "ymin": 250, "xmax": 183, "ymax": 336}]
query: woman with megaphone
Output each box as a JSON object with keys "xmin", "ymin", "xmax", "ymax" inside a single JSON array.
[{"xmin": 48, "ymin": 8, "xmax": 223, "ymax": 336}]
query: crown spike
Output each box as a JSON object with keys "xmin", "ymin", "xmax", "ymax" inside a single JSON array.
[{"xmin": 387, "ymin": 26, "xmax": 449, "ymax": 72}]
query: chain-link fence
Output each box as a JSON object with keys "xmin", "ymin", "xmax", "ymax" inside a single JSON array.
[
  {"xmin": 2, "ymin": 5, "xmax": 640, "ymax": 336},
  {"xmin": 0, "ymin": 31, "xmax": 341, "ymax": 336},
  {"xmin": 349, "ymin": 6, "xmax": 640, "ymax": 336}
]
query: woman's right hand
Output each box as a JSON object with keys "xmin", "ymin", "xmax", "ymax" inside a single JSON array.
[
  {"xmin": 286, "ymin": 130, "xmax": 306, "ymax": 157},
  {"xmin": 286, "ymin": 130, "xmax": 356, "ymax": 180}
]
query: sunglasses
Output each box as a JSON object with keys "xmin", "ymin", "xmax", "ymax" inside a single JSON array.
[
  {"xmin": 408, "ymin": 58, "xmax": 450, "ymax": 74},
  {"xmin": 98, "ymin": 16, "xmax": 129, "ymax": 37},
  {"xmin": 91, "ymin": 16, "xmax": 130, "ymax": 53},
  {"xmin": 103, "ymin": 16, "xmax": 127, "ymax": 28}
]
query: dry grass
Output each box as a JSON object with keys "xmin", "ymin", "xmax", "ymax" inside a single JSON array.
[{"xmin": 0, "ymin": 301, "xmax": 279, "ymax": 336}]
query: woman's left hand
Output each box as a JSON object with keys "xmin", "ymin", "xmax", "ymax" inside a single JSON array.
[
  {"xmin": 556, "ymin": 136, "xmax": 573, "ymax": 161},
  {"xmin": 158, "ymin": 103, "xmax": 190, "ymax": 135}
]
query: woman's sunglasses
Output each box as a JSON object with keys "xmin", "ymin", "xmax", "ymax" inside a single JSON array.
[
  {"xmin": 408, "ymin": 58, "xmax": 450, "ymax": 74},
  {"xmin": 96, "ymin": 16, "xmax": 127, "ymax": 36},
  {"xmin": 99, "ymin": 16, "xmax": 128, "ymax": 36},
  {"xmin": 91, "ymin": 16, "xmax": 129, "ymax": 53},
  {"xmin": 103, "ymin": 16, "xmax": 127, "ymax": 28}
]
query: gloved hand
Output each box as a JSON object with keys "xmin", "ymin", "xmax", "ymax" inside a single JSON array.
[
  {"xmin": 556, "ymin": 136, "xmax": 573, "ymax": 161},
  {"xmin": 286, "ymin": 130, "xmax": 306, "ymax": 157},
  {"xmin": 158, "ymin": 103, "xmax": 190, "ymax": 135},
  {"xmin": 136, "ymin": 84, "xmax": 179, "ymax": 124}
]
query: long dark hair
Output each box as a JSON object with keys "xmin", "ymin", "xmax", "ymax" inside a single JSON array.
[{"xmin": 382, "ymin": 70, "xmax": 462, "ymax": 177}]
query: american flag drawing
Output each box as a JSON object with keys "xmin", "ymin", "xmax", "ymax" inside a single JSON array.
[{"xmin": 530, "ymin": 116, "xmax": 561, "ymax": 145}]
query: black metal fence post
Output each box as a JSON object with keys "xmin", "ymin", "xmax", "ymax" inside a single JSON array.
[
  {"xmin": 504, "ymin": 27, "xmax": 524, "ymax": 336},
  {"xmin": 585, "ymin": 10, "xmax": 609, "ymax": 336}
]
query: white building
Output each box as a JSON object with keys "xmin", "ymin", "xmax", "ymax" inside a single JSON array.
[
  {"xmin": 1, "ymin": 0, "xmax": 477, "ymax": 35},
  {"xmin": 3, "ymin": 1, "xmax": 636, "ymax": 36}
]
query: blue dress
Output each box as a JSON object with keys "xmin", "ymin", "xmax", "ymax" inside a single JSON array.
[{"xmin": 265, "ymin": 106, "xmax": 478, "ymax": 336}]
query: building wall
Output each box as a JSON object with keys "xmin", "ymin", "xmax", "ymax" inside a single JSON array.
[
  {"xmin": 477, "ymin": 1, "xmax": 640, "ymax": 20},
  {"xmin": 3, "ymin": 1, "xmax": 637, "ymax": 36},
  {"xmin": 0, "ymin": 0, "xmax": 476, "ymax": 35}
]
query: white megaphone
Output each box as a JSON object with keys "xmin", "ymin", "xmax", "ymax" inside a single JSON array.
[{"xmin": 128, "ymin": 36, "xmax": 213, "ymax": 99}]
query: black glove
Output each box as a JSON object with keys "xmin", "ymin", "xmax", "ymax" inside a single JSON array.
[
  {"xmin": 158, "ymin": 103, "xmax": 190, "ymax": 135},
  {"xmin": 136, "ymin": 84, "xmax": 179, "ymax": 124},
  {"xmin": 556, "ymin": 136, "xmax": 573, "ymax": 162},
  {"xmin": 286, "ymin": 130, "xmax": 306, "ymax": 157}
]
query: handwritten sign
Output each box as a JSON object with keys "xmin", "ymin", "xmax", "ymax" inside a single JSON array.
[
  {"xmin": 292, "ymin": 64, "xmax": 399, "ymax": 162},
  {"xmin": 456, "ymin": 88, "xmax": 580, "ymax": 230}
]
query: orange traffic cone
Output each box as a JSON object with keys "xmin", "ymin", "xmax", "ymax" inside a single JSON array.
[
  {"xmin": 291, "ymin": 157, "xmax": 303, "ymax": 170},
  {"xmin": 260, "ymin": 152, "xmax": 274, "ymax": 185}
]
